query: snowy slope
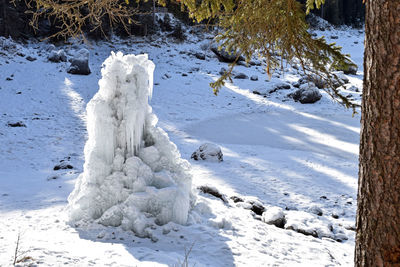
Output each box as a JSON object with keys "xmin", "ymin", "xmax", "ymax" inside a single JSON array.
[{"xmin": 0, "ymin": 23, "xmax": 364, "ymax": 266}]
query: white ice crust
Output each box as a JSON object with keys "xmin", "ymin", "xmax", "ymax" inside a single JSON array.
[{"xmin": 67, "ymin": 52, "xmax": 192, "ymax": 237}]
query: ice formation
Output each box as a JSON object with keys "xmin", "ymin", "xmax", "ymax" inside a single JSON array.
[{"xmin": 68, "ymin": 52, "xmax": 193, "ymax": 236}]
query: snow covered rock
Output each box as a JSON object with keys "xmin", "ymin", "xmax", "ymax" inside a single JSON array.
[
  {"xmin": 234, "ymin": 73, "xmax": 248, "ymax": 79},
  {"xmin": 68, "ymin": 52, "xmax": 193, "ymax": 237},
  {"xmin": 262, "ymin": 207, "xmax": 286, "ymax": 228},
  {"xmin": 48, "ymin": 49, "xmax": 67, "ymax": 62},
  {"xmin": 290, "ymin": 84, "xmax": 322, "ymax": 104},
  {"xmin": 284, "ymin": 211, "xmax": 333, "ymax": 239},
  {"xmin": 253, "ymin": 82, "xmax": 291, "ymax": 95},
  {"xmin": 198, "ymin": 185, "xmax": 228, "ymax": 203},
  {"xmin": 0, "ymin": 37, "xmax": 18, "ymax": 53},
  {"xmin": 308, "ymin": 205, "xmax": 323, "ymax": 216},
  {"xmin": 191, "ymin": 143, "xmax": 223, "ymax": 162},
  {"xmin": 67, "ymin": 49, "xmax": 91, "ymax": 75},
  {"xmin": 250, "ymin": 75, "xmax": 258, "ymax": 81}
]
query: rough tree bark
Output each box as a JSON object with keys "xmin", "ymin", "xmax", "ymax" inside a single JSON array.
[{"xmin": 355, "ymin": 0, "xmax": 400, "ymax": 266}]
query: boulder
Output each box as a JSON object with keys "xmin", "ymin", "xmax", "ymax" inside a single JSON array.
[
  {"xmin": 48, "ymin": 49, "xmax": 67, "ymax": 62},
  {"xmin": 191, "ymin": 143, "xmax": 223, "ymax": 162},
  {"xmin": 234, "ymin": 73, "xmax": 248, "ymax": 79},
  {"xmin": 290, "ymin": 84, "xmax": 322, "ymax": 104},
  {"xmin": 67, "ymin": 48, "xmax": 91, "ymax": 75},
  {"xmin": 262, "ymin": 207, "xmax": 286, "ymax": 228},
  {"xmin": 253, "ymin": 82, "xmax": 291, "ymax": 96}
]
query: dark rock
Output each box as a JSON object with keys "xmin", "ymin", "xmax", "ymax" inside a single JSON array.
[
  {"xmin": 286, "ymin": 226, "xmax": 319, "ymax": 238},
  {"xmin": 248, "ymin": 201, "xmax": 265, "ymax": 215},
  {"xmin": 26, "ymin": 56, "xmax": 36, "ymax": 61},
  {"xmin": 250, "ymin": 75, "xmax": 258, "ymax": 81},
  {"xmin": 198, "ymin": 185, "xmax": 227, "ymax": 203},
  {"xmin": 234, "ymin": 73, "xmax": 248, "ymax": 79},
  {"xmin": 67, "ymin": 58, "xmax": 91, "ymax": 75},
  {"xmin": 345, "ymin": 225, "xmax": 356, "ymax": 231},
  {"xmin": 268, "ymin": 82, "xmax": 292, "ymax": 93},
  {"xmin": 262, "ymin": 207, "xmax": 286, "ymax": 228},
  {"xmin": 275, "ymin": 83, "xmax": 291, "ymax": 90},
  {"xmin": 181, "ymin": 73, "xmax": 188, "ymax": 77},
  {"xmin": 236, "ymin": 61, "xmax": 248, "ymax": 67},
  {"xmin": 53, "ymin": 162, "xmax": 73, "ymax": 170},
  {"xmin": 231, "ymin": 196, "xmax": 244, "ymax": 203},
  {"xmin": 7, "ymin": 121, "xmax": 26, "ymax": 127},
  {"xmin": 6, "ymin": 77, "xmax": 12, "ymax": 81},
  {"xmin": 191, "ymin": 143, "xmax": 223, "ymax": 162},
  {"xmin": 194, "ymin": 53, "xmax": 205, "ymax": 60},
  {"xmin": 219, "ymin": 67, "xmax": 227, "ymax": 75},
  {"xmin": 168, "ymin": 24, "xmax": 186, "ymax": 41},
  {"xmin": 292, "ymin": 82, "xmax": 300, "ymax": 88},
  {"xmin": 67, "ymin": 48, "xmax": 90, "ymax": 75},
  {"xmin": 47, "ymin": 175, "xmax": 59, "ymax": 181},
  {"xmin": 252, "ymin": 90, "xmax": 261, "ymax": 95},
  {"xmin": 331, "ymin": 35, "xmax": 339, "ymax": 39},
  {"xmin": 48, "ymin": 49, "xmax": 67, "ymax": 62},
  {"xmin": 249, "ymin": 60, "xmax": 262, "ymax": 66},
  {"xmin": 332, "ymin": 214, "xmax": 339, "ymax": 219},
  {"xmin": 290, "ymin": 86, "xmax": 322, "ymax": 104},
  {"xmin": 334, "ymin": 233, "xmax": 348, "ymax": 243}
]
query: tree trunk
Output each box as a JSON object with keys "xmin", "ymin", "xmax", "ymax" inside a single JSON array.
[{"xmin": 355, "ymin": 0, "xmax": 400, "ymax": 266}]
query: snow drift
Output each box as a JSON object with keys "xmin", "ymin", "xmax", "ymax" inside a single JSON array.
[{"xmin": 68, "ymin": 52, "xmax": 193, "ymax": 236}]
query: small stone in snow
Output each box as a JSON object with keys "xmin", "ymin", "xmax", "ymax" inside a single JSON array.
[
  {"xmin": 54, "ymin": 162, "xmax": 73, "ymax": 170},
  {"xmin": 234, "ymin": 73, "xmax": 248, "ymax": 79},
  {"xmin": 7, "ymin": 121, "xmax": 26, "ymax": 127},
  {"xmin": 198, "ymin": 185, "xmax": 227, "ymax": 203},
  {"xmin": 230, "ymin": 196, "xmax": 244, "ymax": 203},
  {"xmin": 26, "ymin": 56, "xmax": 36, "ymax": 61},
  {"xmin": 250, "ymin": 75, "xmax": 258, "ymax": 81},
  {"xmin": 219, "ymin": 67, "xmax": 227, "ymax": 75},
  {"xmin": 195, "ymin": 53, "xmax": 206, "ymax": 60},
  {"xmin": 308, "ymin": 205, "xmax": 323, "ymax": 216}
]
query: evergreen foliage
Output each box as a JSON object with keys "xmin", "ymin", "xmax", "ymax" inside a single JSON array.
[{"xmin": 175, "ymin": 0, "xmax": 356, "ymax": 109}]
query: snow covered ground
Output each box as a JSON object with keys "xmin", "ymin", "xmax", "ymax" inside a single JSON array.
[{"xmin": 0, "ymin": 22, "xmax": 364, "ymax": 266}]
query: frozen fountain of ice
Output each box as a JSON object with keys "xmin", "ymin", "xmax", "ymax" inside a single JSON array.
[{"xmin": 68, "ymin": 52, "xmax": 193, "ymax": 236}]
